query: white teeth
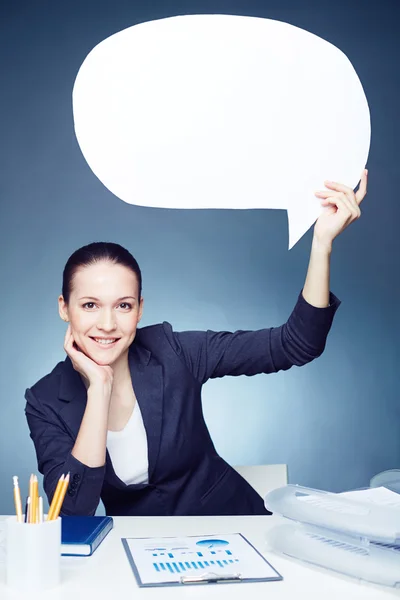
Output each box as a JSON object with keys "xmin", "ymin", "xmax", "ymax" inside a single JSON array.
[{"xmin": 93, "ymin": 338, "xmax": 117, "ymax": 345}]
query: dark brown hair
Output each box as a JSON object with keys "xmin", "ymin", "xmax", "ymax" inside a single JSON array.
[{"xmin": 62, "ymin": 242, "xmax": 142, "ymax": 304}]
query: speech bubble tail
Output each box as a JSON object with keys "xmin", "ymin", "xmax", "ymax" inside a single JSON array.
[{"xmin": 287, "ymin": 203, "xmax": 322, "ymax": 250}]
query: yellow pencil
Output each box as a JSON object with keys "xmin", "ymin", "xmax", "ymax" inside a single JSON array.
[
  {"xmin": 28, "ymin": 474, "xmax": 34, "ymax": 523},
  {"xmin": 13, "ymin": 476, "xmax": 23, "ymax": 523},
  {"xmin": 50, "ymin": 473, "xmax": 70, "ymax": 520},
  {"xmin": 35, "ymin": 476, "xmax": 40, "ymax": 523},
  {"xmin": 32, "ymin": 475, "xmax": 39, "ymax": 524},
  {"xmin": 47, "ymin": 474, "xmax": 65, "ymax": 521}
]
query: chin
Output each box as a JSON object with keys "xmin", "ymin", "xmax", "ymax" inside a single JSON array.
[
  {"xmin": 80, "ymin": 347, "xmax": 112, "ymax": 366},
  {"xmin": 94, "ymin": 356, "xmax": 114, "ymax": 366},
  {"xmin": 93, "ymin": 350, "xmax": 121, "ymax": 365}
]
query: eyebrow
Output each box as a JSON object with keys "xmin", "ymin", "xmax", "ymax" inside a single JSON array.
[{"xmin": 79, "ymin": 296, "xmax": 137, "ymax": 302}]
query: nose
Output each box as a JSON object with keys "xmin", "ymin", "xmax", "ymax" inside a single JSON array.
[{"xmin": 96, "ymin": 309, "xmax": 117, "ymax": 333}]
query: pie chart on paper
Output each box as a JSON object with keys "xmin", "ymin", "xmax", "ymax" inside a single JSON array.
[{"xmin": 196, "ymin": 539, "xmax": 230, "ymax": 548}]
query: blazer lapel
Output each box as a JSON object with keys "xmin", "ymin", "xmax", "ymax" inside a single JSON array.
[
  {"xmin": 58, "ymin": 357, "xmax": 88, "ymax": 436},
  {"xmin": 128, "ymin": 343, "xmax": 164, "ymax": 482}
]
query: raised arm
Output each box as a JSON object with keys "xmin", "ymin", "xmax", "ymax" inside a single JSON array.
[
  {"xmin": 165, "ymin": 172, "xmax": 368, "ymax": 383},
  {"xmin": 303, "ymin": 170, "xmax": 368, "ymax": 307}
]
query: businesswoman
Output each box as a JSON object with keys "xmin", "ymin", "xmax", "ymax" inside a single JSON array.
[{"xmin": 25, "ymin": 172, "xmax": 367, "ymax": 516}]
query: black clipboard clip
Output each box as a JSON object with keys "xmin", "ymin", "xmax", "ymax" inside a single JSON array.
[{"xmin": 180, "ymin": 571, "xmax": 243, "ymax": 584}]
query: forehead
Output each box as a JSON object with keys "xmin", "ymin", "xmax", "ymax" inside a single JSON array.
[{"xmin": 71, "ymin": 261, "xmax": 139, "ymax": 297}]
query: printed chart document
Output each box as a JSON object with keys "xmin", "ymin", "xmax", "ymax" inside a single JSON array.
[{"xmin": 122, "ymin": 533, "xmax": 282, "ymax": 587}]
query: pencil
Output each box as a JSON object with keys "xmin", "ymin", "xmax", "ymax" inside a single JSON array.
[
  {"xmin": 13, "ymin": 476, "xmax": 23, "ymax": 523},
  {"xmin": 25, "ymin": 497, "xmax": 31, "ymax": 524},
  {"xmin": 32, "ymin": 475, "xmax": 39, "ymax": 524},
  {"xmin": 23, "ymin": 496, "xmax": 29, "ymax": 523},
  {"xmin": 28, "ymin": 474, "xmax": 34, "ymax": 524},
  {"xmin": 47, "ymin": 474, "xmax": 65, "ymax": 521},
  {"xmin": 50, "ymin": 473, "xmax": 70, "ymax": 520},
  {"xmin": 39, "ymin": 496, "xmax": 43, "ymax": 523},
  {"xmin": 35, "ymin": 476, "xmax": 40, "ymax": 523}
]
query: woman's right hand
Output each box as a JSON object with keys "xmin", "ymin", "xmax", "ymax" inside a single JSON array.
[{"xmin": 64, "ymin": 325, "xmax": 114, "ymax": 393}]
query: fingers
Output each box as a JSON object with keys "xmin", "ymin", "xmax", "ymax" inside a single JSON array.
[
  {"xmin": 323, "ymin": 180, "xmax": 354, "ymax": 197},
  {"xmin": 316, "ymin": 190, "xmax": 361, "ymax": 219},
  {"xmin": 317, "ymin": 168, "xmax": 368, "ymax": 207},
  {"xmin": 355, "ymin": 169, "xmax": 368, "ymax": 204},
  {"xmin": 63, "ymin": 325, "xmax": 78, "ymax": 358},
  {"xmin": 63, "ymin": 325, "xmax": 71, "ymax": 351},
  {"xmin": 323, "ymin": 182, "xmax": 359, "ymax": 212},
  {"xmin": 320, "ymin": 196, "xmax": 360, "ymax": 223},
  {"xmin": 315, "ymin": 170, "xmax": 367, "ymax": 220}
]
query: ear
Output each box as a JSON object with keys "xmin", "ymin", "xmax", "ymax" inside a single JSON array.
[
  {"xmin": 58, "ymin": 295, "xmax": 69, "ymax": 322},
  {"xmin": 138, "ymin": 297, "xmax": 144, "ymax": 323}
]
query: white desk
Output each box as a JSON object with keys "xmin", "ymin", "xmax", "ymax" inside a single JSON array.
[{"xmin": 0, "ymin": 514, "xmax": 398, "ymax": 599}]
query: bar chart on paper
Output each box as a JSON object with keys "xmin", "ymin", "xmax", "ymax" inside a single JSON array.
[
  {"xmin": 122, "ymin": 533, "xmax": 282, "ymax": 586},
  {"xmin": 150, "ymin": 539, "xmax": 239, "ymax": 574}
]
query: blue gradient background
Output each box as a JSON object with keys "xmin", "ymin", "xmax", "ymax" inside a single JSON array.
[{"xmin": 0, "ymin": 0, "xmax": 398, "ymax": 514}]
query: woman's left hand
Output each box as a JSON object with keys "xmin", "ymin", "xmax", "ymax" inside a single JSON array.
[{"xmin": 313, "ymin": 169, "xmax": 368, "ymax": 249}]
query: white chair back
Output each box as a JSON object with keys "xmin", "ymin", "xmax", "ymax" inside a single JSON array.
[{"xmin": 233, "ymin": 464, "xmax": 288, "ymax": 498}]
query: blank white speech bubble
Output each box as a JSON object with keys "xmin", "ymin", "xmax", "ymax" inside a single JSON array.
[{"xmin": 73, "ymin": 15, "xmax": 370, "ymax": 248}]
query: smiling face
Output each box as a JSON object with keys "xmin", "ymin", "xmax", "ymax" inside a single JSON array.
[{"xmin": 58, "ymin": 260, "xmax": 143, "ymax": 368}]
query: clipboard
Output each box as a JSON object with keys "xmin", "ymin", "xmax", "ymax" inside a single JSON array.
[{"xmin": 121, "ymin": 533, "xmax": 282, "ymax": 587}]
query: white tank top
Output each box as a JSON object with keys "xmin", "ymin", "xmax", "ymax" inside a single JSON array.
[{"xmin": 106, "ymin": 402, "xmax": 149, "ymax": 485}]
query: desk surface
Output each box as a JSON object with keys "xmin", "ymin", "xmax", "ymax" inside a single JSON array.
[{"xmin": 0, "ymin": 514, "xmax": 398, "ymax": 600}]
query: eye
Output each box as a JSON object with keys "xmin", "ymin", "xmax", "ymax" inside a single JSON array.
[
  {"xmin": 83, "ymin": 302, "xmax": 97, "ymax": 310},
  {"xmin": 119, "ymin": 302, "xmax": 132, "ymax": 310}
]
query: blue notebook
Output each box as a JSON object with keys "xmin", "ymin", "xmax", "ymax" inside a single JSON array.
[{"xmin": 61, "ymin": 516, "xmax": 114, "ymax": 556}]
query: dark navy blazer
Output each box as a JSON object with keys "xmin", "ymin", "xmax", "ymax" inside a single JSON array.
[{"xmin": 25, "ymin": 292, "xmax": 340, "ymax": 517}]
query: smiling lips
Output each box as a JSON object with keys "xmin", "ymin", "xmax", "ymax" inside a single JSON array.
[{"xmin": 90, "ymin": 337, "xmax": 120, "ymax": 348}]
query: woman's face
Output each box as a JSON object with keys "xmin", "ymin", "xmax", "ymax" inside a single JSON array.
[{"xmin": 58, "ymin": 260, "xmax": 143, "ymax": 368}]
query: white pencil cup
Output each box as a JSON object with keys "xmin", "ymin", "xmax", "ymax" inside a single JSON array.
[{"xmin": 6, "ymin": 516, "xmax": 61, "ymax": 591}]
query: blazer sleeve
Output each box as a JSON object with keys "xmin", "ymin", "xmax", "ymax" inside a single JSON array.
[
  {"xmin": 165, "ymin": 291, "xmax": 341, "ymax": 383},
  {"xmin": 25, "ymin": 388, "xmax": 105, "ymax": 516}
]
